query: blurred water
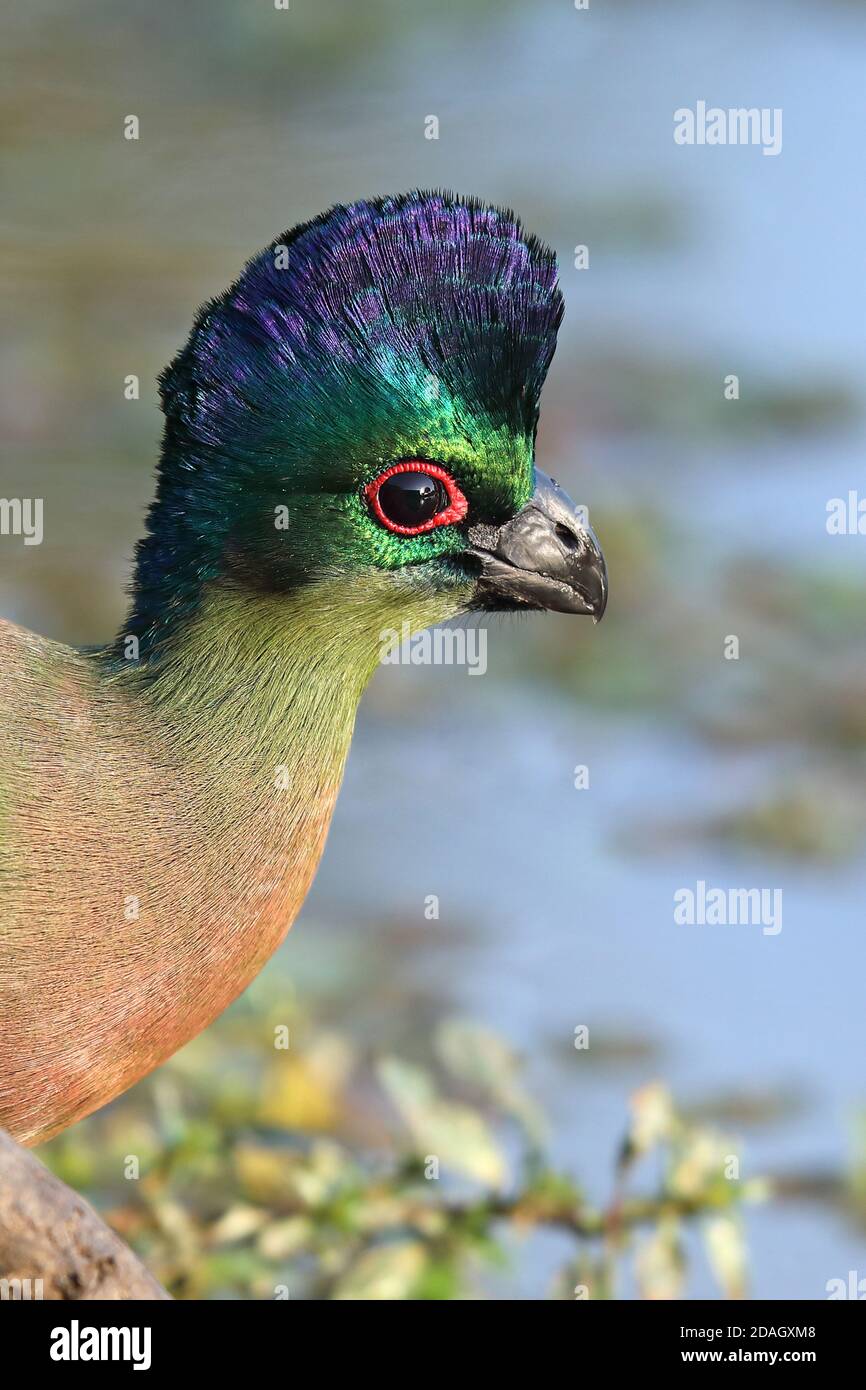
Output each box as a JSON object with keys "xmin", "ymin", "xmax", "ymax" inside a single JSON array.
[{"xmin": 304, "ymin": 679, "xmax": 865, "ymax": 1298}]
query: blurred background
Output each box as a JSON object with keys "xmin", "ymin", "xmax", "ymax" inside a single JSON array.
[{"xmin": 2, "ymin": 0, "xmax": 866, "ymax": 1299}]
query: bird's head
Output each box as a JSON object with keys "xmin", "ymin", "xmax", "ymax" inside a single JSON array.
[{"xmin": 127, "ymin": 191, "xmax": 606, "ymax": 663}]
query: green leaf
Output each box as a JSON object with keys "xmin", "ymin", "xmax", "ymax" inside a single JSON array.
[
  {"xmin": 704, "ymin": 1215, "xmax": 749, "ymax": 1300},
  {"xmin": 634, "ymin": 1217, "xmax": 685, "ymax": 1301},
  {"xmin": 332, "ymin": 1241, "xmax": 427, "ymax": 1301},
  {"xmin": 377, "ymin": 1057, "xmax": 507, "ymax": 1188},
  {"xmin": 435, "ymin": 1018, "xmax": 547, "ymax": 1144}
]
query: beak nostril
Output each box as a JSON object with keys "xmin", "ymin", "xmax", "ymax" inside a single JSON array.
[
  {"xmin": 554, "ymin": 522, "xmax": 580, "ymax": 552},
  {"xmin": 465, "ymin": 469, "xmax": 605, "ymax": 617}
]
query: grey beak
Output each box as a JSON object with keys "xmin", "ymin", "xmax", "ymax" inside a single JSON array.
[{"xmin": 464, "ymin": 470, "xmax": 607, "ymax": 617}]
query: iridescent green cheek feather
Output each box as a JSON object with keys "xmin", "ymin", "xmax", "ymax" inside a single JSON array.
[{"xmin": 0, "ymin": 192, "xmax": 606, "ymax": 1144}]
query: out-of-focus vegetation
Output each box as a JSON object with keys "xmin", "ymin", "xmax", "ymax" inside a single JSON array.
[
  {"xmin": 42, "ymin": 969, "xmax": 767, "ymax": 1300},
  {"xmin": 38, "ymin": 911, "xmax": 866, "ymax": 1299}
]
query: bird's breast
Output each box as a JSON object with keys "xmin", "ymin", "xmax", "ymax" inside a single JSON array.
[{"xmin": 0, "ymin": 707, "xmax": 347, "ymax": 1145}]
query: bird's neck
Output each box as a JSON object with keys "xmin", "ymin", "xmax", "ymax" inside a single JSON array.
[
  {"xmin": 133, "ymin": 582, "xmax": 372, "ymax": 782},
  {"xmin": 108, "ymin": 573, "xmax": 458, "ymax": 908},
  {"xmin": 114, "ymin": 580, "xmax": 387, "ymax": 842}
]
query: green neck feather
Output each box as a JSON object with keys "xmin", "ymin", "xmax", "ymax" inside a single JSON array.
[{"xmin": 111, "ymin": 573, "xmax": 471, "ymax": 810}]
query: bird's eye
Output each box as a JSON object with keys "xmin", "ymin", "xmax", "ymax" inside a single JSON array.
[{"xmin": 365, "ymin": 461, "xmax": 468, "ymax": 536}]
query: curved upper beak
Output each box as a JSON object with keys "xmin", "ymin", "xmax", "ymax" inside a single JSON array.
[{"xmin": 463, "ymin": 470, "xmax": 607, "ymax": 618}]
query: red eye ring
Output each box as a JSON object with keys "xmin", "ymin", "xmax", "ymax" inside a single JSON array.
[{"xmin": 364, "ymin": 460, "xmax": 469, "ymax": 536}]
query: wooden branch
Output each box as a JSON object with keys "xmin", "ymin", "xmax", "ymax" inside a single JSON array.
[{"xmin": 0, "ymin": 1130, "xmax": 169, "ymax": 1300}]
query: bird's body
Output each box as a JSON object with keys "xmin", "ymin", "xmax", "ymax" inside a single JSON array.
[
  {"xmin": 1, "ymin": 578, "xmax": 460, "ymax": 1142},
  {"xmin": 0, "ymin": 595, "xmax": 346, "ymax": 1144},
  {"xmin": 0, "ymin": 192, "xmax": 605, "ymax": 1144}
]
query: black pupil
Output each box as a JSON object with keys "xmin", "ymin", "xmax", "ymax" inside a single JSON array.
[{"xmin": 378, "ymin": 471, "xmax": 446, "ymax": 527}]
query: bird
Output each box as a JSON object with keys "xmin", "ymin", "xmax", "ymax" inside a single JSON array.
[{"xmin": 0, "ymin": 191, "xmax": 606, "ymax": 1145}]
